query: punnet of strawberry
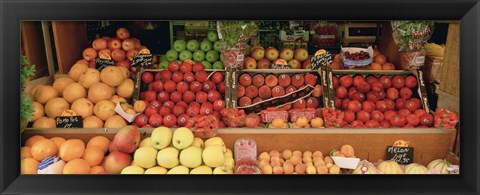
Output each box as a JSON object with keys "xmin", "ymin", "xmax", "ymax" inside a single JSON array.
[
  {"xmin": 220, "ymin": 108, "xmax": 246, "ymax": 127},
  {"xmin": 260, "ymin": 107, "xmax": 288, "ymax": 123},
  {"xmin": 322, "ymin": 108, "xmax": 347, "ymax": 128},
  {"xmin": 185, "ymin": 115, "xmax": 219, "ymax": 138},
  {"xmin": 434, "ymin": 108, "xmax": 458, "ymax": 129},
  {"xmin": 289, "ymin": 108, "xmax": 317, "ymax": 122}
]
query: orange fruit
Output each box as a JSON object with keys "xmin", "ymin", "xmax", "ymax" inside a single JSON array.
[
  {"xmin": 295, "ymin": 117, "xmax": 309, "ymax": 127},
  {"xmin": 25, "ymin": 135, "xmax": 46, "ymax": 147},
  {"xmin": 21, "ymin": 146, "xmax": 32, "ymax": 159},
  {"xmin": 50, "ymin": 137, "xmax": 66, "ymax": 150},
  {"xmin": 63, "ymin": 159, "xmax": 91, "ymax": 174},
  {"xmin": 82, "ymin": 147, "xmax": 104, "ymax": 166},
  {"xmin": 374, "ymin": 55, "xmax": 387, "ymax": 65},
  {"xmin": 382, "ymin": 63, "xmax": 395, "ymax": 70},
  {"xmin": 371, "ymin": 62, "xmax": 382, "ymax": 70},
  {"xmin": 333, "ymin": 54, "xmax": 342, "ymax": 63},
  {"xmin": 87, "ymin": 136, "xmax": 111, "ymax": 154},
  {"xmin": 310, "ymin": 117, "xmax": 324, "ymax": 128},
  {"xmin": 90, "ymin": 165, "xmax": 105, "ymax": 174},
  {"xmin": 59, "ymin": 139, "xmax": 85, "ymax": 162},
  {"xmin": 31, "ymin": 139, "xmax": 58, "ymax": 161},
  {"xmin": 373, "ymin": 49, "xmax": 381, "ymax": 58},
  {"xmin": 21, "ymin": 158, "xmax": 39, "ymax": 174},
  {"xmin": 329, "ymin": 62, "xmax": 342, "ymax": 70},
  {"xmin": 271, "ymin": 118, "xmax": 285, "ymax": 128}
]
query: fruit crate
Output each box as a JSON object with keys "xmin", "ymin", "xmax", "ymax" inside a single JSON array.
[
  {"xmin": 231, "ymin": 69, "xmax": 330, "ymax": 115},
  {"xmin": 325, "ymin": 69, "xmax": 432, "ymax": 128}
]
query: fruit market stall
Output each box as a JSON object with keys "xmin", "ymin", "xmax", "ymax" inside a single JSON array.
[{"xmin": 20, "ymin": 20, "xmax": 460, "ymax": 175}]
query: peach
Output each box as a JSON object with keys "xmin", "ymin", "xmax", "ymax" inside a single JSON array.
[
  {"xmin": 293, "ymin": 99, "xmax": 306, "ymax": 109},
  {"xmin": 271, "ymin": 86, "xmax": 285, "ymax": 97},
  {"xmin": 257, "ymin": 159, "xmax": 269, "ymax": 168},
  {"xmin": 324, "ymin": 156, "xmax": 333, "ymax": 164},
  {"xmin": 306, "ymin": 97, "xmax": 319, "ymax": 108},
  {"xmin": 289, "ymin": 155, "xmax": 301, "ymax": 166},
  {"xmin": 273, "ymin": 166, "xmax": 284, "ymax": 174},
  {"xmin": 238, "ymin": 97, "xmax": 252, "ymax": 107},
  {"xmin": 292, "ymin": 150, "xmax": 302, "ymax": 157},
  {"xmin": 93, "ymin": 38, "xmax": 108, "ymax": 50},
  {"xmin": 312, "ymin": 84, "xmax": 323, "ymax": 98},
  {"xmin": 258, "ymin": 85, "xmax": 272, "ymax": 99},
  {"xmin": 252, "ymin": 97, "xmax": 263, "ymax": 104},
  {"xmin": 329, "ymin": 165, "xmax": 341, "ymax": 174},
  {"xmin": 326, "ymin": 162, "xmax": 333, "ymax": 169},
  {"xmin": 245, "ymin": 85, "xmax": 259, "ymax": 99},
  {"xmin": 282, "ymin": 149, "xmax": 292, "ymax": 160},
  {"xmin": 285, "ymin": 85, "xmax": 297, "ymax": 94},
  {"xmin": 277, "ymin": 74, "xmax": 291, "ymax": 87},
  {"xmin": 283, "ymin": 161, "xmax": 294, "ymax": 174},
  {"xmin": 258, "ymin": 152, "xmax": 270, "ymax": 161},
  {"xmin": 302, "ymin": 156, "xmax": 312, "ymax": 164},
  {"xmin": 295, "ymin": 163, "xmax": 306, "ymax": 174},
  {"xmin": 261, "ymin": 164, "xmax": 273, "ymax": 174},
  {"xmin": 316, "ymin": 165, "xmax": 328, "ymax": 174},
  {"xmin": 236, "ymin": 85, "xmax": 245, "ymax": 97},
  {"xmin": 304, "ymin": 73, "xmax": 317, "ymax": 86},
  {"xmin": 291, "ymin": 74, "xmax": 305, "ymax": 87},
  {"xmin": 269, "ymin": 150, "xmax": 280, "ymax": 157},
  {"xmin": 306, "ymin": 165, "xmax": 316, "ymax": 174},
  {"xmin": 252, "ymin": 74, "xmax": 265, "ymax": 87},
  {"xmin": 303, "ymin": 151, "xmax": 313, "ymax": 158},
  {"xmin": 313, "ymin": 158, "xmax": 326, "ymax": 167},
  {"xmin": 265, "ymin": 74, "xmax": 278, "ymax": 87},
  {"xmin": 239, "ymin": 73, "xmax": 252, "ymax": 86}
]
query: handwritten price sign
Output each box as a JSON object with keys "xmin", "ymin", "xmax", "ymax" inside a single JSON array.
[{"xmin": 386, "ymin": 146, "xmax": 414, "ymax": 164}]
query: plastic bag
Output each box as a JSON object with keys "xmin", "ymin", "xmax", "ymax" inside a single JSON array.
[{"xmin": 391, "ymin": 21, "xmax": 435, "ymax": 52}]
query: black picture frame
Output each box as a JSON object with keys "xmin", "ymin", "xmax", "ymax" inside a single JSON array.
[{"xmin": 1, "ymin": 0, "xmax": 479, "ymax": 194}]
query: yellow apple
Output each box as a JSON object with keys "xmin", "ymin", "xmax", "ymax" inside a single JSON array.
[
  {"xmin": 213, "ymin": 165, "xmax": 233, "ymax": 174},
  {"xmin": 167, "ymin": 166, "xmax": 189, "ymax": 174},
  {"xmin": 179, "ymin": 146, "xmax": 202, "ymax": 168},
  {"xmin": 172, "ymin": 127, "xmax": 194, "ymax": 150},
  {"xmin": 156, "ymin": 147, "xmax": 179, "ymax": 169},
  {"xmin": 151, "ymin": 127, "xmax": 172, "ymax": 150},
  {"xmin": 202, "ymin": 145, "xmax": 226, "ymax": 167},
  {"xmin": 224, "ymin": 149, "xmax": 233, "ymax": 158},
  {"xmin": 134, "ymin": 146, "xmax": 158, "ymax": 169},
  {"xmin": 144, "ymin": 166, "xmax": 167, "ymax": 174},
  {"xmin": 204, "ymin": 137, "xmax": 226, "ymax": 152},
  {"xmin": 191, "ymin": 137, "xmax": 204, "ymax": 149},
  {"xmin": 121, "ymin": 165, "xmax": 145, "ymax": 174},
  {"xmin": 223, "ymin": 157, "xmax": 235, "ymax": 170},
  {"xmin": 139, "ymin": 137, "xmax": 153, "ymax": 148},
  {"xmin": 190, "ymin": 166, "xmax": 213, "ymax": 174}
]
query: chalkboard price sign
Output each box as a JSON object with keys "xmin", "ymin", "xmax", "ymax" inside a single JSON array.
[
  {"xmin": 271, "ymin": 64, "xmax": 292, "ymax": 69},
  {"xmin": 95, "ymin": 58, "xmax": 115, "ymax": 71},
  {"xmin": 55, "ymin": 116, "xmax": 83, "ymax": 128},
  {"xmin": 310, "ymin": 50, "xmax": 332, "ymax": 70},
  {"xmin": 386, "ymin": 146, "xmax": 414, "ymax": 164},
  {"xmin": 131, "ymin": 54, "xmax": 153, "ymax": 67}
]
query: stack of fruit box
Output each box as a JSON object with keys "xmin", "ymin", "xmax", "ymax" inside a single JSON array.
[
  {"xmin": 327, "ymin": 69, "xmax": 431, "ymax": 113},
  {"xmin": 229, "ymin": 68, "xmax": 330, "ymax": 117}
]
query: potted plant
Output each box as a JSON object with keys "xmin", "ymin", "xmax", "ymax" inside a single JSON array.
[
  {"xmin": 20, "ymin": 55, "xmax": 36, "ymax": 132},
  {"xmin": 217, "ymin": 21, "xmax": 258, "ymax": 69}
]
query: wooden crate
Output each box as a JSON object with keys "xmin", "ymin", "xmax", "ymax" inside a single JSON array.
[
  {"xmin": 22, "ymin": 127, "xmax": 457, "ymax": 166},
  {"xmin": 52, "ymin": 21, "xmax": 88, "ymax": 74}
]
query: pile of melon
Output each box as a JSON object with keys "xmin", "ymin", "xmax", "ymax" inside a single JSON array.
[
  {"xmin": 30, "ymin": 63, "xmax": 136, "ymax": 129},
  {"xmin": 352, "ymin": 158, "xmax": 456, "ymax": 174}
]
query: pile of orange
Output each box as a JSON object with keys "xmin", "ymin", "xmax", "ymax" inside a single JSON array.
[
  {"xmin": 371, "ymin": 50, "xmax": 395, "ymax": 70},
  {"xmin": 21, "ymin": 135, "xmax": 111, "ymax": 174}
]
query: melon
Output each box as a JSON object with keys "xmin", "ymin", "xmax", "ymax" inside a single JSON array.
[
  {"xmin": 44, "ymin": 98, "xmax": 70, "ymax": 118},
  {"xmin": 111, "ymin": 95, "xmax": 127, "ymax": 105},
  {"xmin": 52, "ymin": 77, "xmax": 74, "ymax": 95},
  {"xmin": 353, "ymin": 160, "xmax": 380, "ymax": 174},
  {"xmin": 61, "ymin": 110, "xmax": 77, "ymax": 116},
  {"xmin": 427, "ymin": 159, "xmax": 451, "ymax": 174},
  {"xmin": 116, "ymin": 79, "xmax": 134, "ymax": 98},
  {"xmin": 71, "ymin": 98, "xmax": 94, "ymax": 118},
  {"xmin": 34, "ymin": 86, "xmax": 59, "ymax": 104},
  {"xmin": 83, "ymin": 116, "xmax": 104, "ymax": 128},
  {"xmin": 69, "ymin": 63, "xmax": 89, "ymax": 81},
  {"xmin": 118, "ymin": 66, "xmax": 130, "ymax": 79},
  {"xmin": 32, "ymin": 102, "xmax": 45, "ymax": 122},
  {"xmin": 404, "ymin": 163, "xmax": 428, "ymax": 174},
  {"xmin": 104, "ymin": 115, "xmax": 127, "ymax": 128},
  {"xmin": 32, "ymin": 117, "xmax": 56, "ymax": 128},
  {"xmin": 88, "ymin": 82, "xmax": 112, "ymax": 103},
  {"xmin": 30, "ymin": 85, "xmax": 44, "ymax": 97},
  {"xmin": 377, "ymin": 160, "xmax": 403, "ymax": 174},
  {"xmin": 93, "ymin": 100, "xmax": 116, "ymax": 121},
  {"xmin": 100, "ymin": 66, "xmax": 125, "ymax": 87},
  {"xmin": 78, "ymin": 68, "xmax": 101, "ymax": 89},
  {"xmin": 62, "ymin": 82, "xmax": 86, "ymax": 103}
]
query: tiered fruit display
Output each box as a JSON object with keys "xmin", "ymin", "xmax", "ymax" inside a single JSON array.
[
  {"xmin": 237, "ymin": 72, "xmax": 323, "ymax": 109},
  {"xmin": 136, "ymin": 60, "xmax": 226, "ymax": 128},
  {"xmin": 331, "ymin": 73, "xmax": 432, "ymax": 128},
  {"xmin": 30, "ymin": 65, "xmax": 135, "ymax": 128},
  {"xmin": 160, "ymin": 31, "xmax": 223, "ymax": 70},
  {"xmin": 329, "ymin": 49, "xmax": 395, "ymax": 70},
  {"xmin": 125, "ymin": 127, "xmax": 234, "ymax": 174},
  {"xmin": 82, "ymin": 27, "xmax": 156, "ymax": 73},
  {"xmin": 245, "ymin": 46, "xmax": 310, "ymax": 69},
  {"xmin": 433, "ymin": 108, "xmax": 458, "ymax": 129},
  {"xmin": 257, "ymin": 149, "xmax": 341, "ymax": 174}
]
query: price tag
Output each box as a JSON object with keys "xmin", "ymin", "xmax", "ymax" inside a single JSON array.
[
  {"xmin": 271, "ymin": 64, "xmax": 291, "ymax": 69},
  {"xmin": 131, "ymin": 54, "xmax": 153, "ymax": 67},
  {"xmin": 386, "ymin": 146, "xmax": 414, "ymax": 164},
  {"xmin": 310, "ymin": 49, "xmax": 332, "ymax": 70},
  {"xmin": 95, "ymin": 58, "xmax": 115, "ymax": 71},
  {"xmin": 55, "ymin": 116, "xmax": 83, "ymax": 128}
]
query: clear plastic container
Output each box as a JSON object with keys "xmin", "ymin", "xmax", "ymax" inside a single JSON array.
[
  {"xmin": 289, "ymin": 108, "xmax": 317, "ymax": 122},
  {"xmin": 260, "ymin": 110, "xmax": 288, "ymax": 123},
  {"xmin": 234, "ymin": 138, "xmax": 259, "ymax": 174}
]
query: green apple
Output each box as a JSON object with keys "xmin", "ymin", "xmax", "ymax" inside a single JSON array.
[
  {"xmin": 190, "ymin": 166, "xmax": 212, "ymax": 174},
  {"xmin": 179, "ymin": 146, "xmax": 202, "ymax": 168},
  {"xmin": 156, "ymin": 147, "xmax": 179, "ymax": 169},
  {"xmin": 202, "ymin": 145, "xmax": 226, "ymax": 167},
  {"xmin": 159, "ymin": 55, "xmax": 167, "ymax": 62},
  {"xmin": 134, "ymin": 146, "xmax": 158, "ymax": 169},
  {"xmin": 200, "ymin": 40, "xmax": 212, "ymax": 52},
  {"xmin": 165, "ymin": 49, "xmax": 178, "ymax": 61},
  {"xmin": 193, "ymin": 50, "xmax": 205, "ymax": 62},
  {"xmin": 179, "ymin": 50, "xmax": 193, "ymax": 61},
  {"xmin": 212, "ymin": 61, "xmax": 224, "ymax": 69},
  {"xmin": 213, "ymin": 41, "xmax": 221, "ymax": 52},
  {"xmin": 158, "ymin": 60, "xmax": 169, "ymax": 69},
  {"xmin": 207, "ymin": 31, "xmax": 218, "ymax": 42},
  {"xmin": 139, "ymin": 137, "xmax": 153, "ymax": 148},
  {"xmin": 220, "ymin": 51, "xmax": 224, "ymax": 62},
  {"xmin": 172, "ymin": 127, "xmax": 194, "ymax": 150},
  {"xmin": 167, "ymin": 165, "xmax": 189, "ymax": 174},
  {"xmin": 144, "ymin": 166, "xmax": 168, "ymax": 174},
  {"xmin": 151, "ymin": 127, "xmax": 172, "ymax": 150},
  {"xmin": 121, "ymin": 165, "xmax": 145, "ymax": 174},
  {"xmin": 186, "ymin": 40, "xmax": 200, "ymax": 52},
  {"xmin": 205, "ymin": 51, "xmax": 219, "ymax": 63},
  {"xmin": 213, "ymin": 165, "xmax": 233, "ymax": 174},
  {"xmin": 173, "ymin": 40, "xmax": 186, "ymax": 52},
  {"xmin": 201, "ymin": 61, "xmax": 212, "ymax": 69}
]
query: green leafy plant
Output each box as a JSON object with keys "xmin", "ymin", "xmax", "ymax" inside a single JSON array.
[
  {"xmin": 391, "ymin": 21, "xmax": 435, "ymax": 51},
  {"xmin": 20, "ymin": 55, "xmax": 36, "ymax": 125},
  {"xmin": 217, "ymin": 21, "xmax": 258, "ymax": 49}
]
